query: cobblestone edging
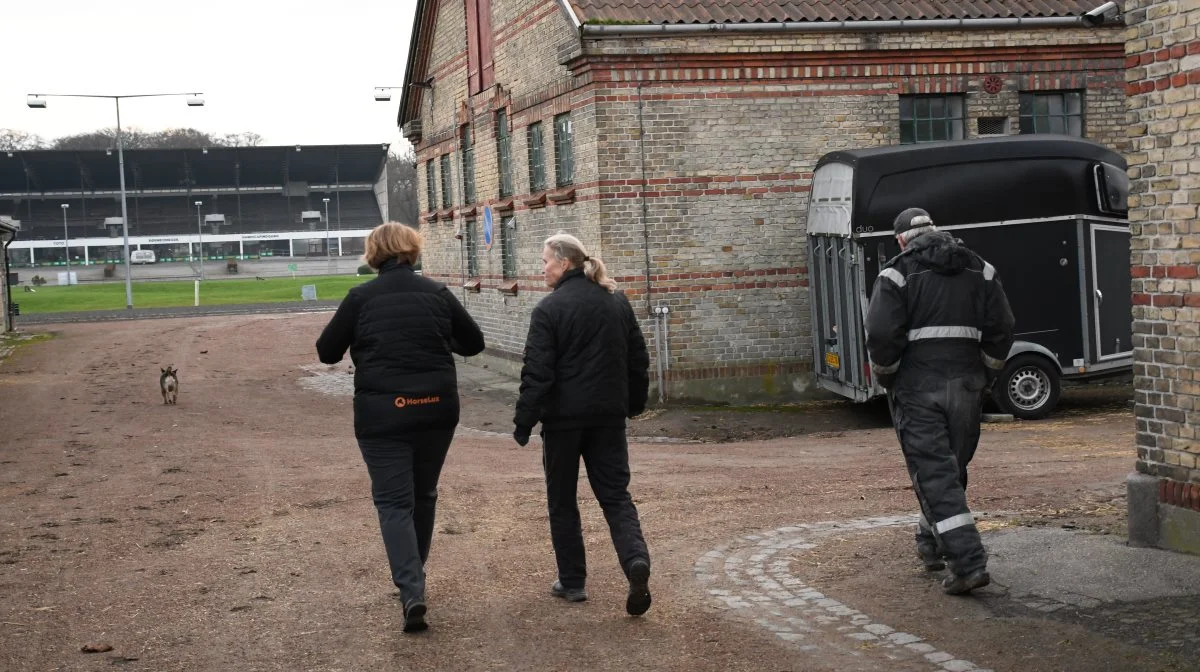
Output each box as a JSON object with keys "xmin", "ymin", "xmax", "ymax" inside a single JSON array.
[{"xmin": 694, "ymin": 516, "xmax": 992, "ymax": 672}]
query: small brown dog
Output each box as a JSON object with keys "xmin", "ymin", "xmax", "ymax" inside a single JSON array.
[{"xmin": 160, "ymin": 366, "xmax": 179, "ymax": 405}]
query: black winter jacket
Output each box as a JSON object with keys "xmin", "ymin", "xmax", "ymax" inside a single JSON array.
[
  {"xmin": 514, "ymin": 269, "xmax": 650, "ymax": 432},
  {"xmin": 316, "ymin": 259, "xmax": 485, "ymax": 438},
  {"xmin": 865, "ymin": 231, "xmax": 1015, "ymax": 390}
]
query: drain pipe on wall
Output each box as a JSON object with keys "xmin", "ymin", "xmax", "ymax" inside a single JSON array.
[
  {"xmin": 637, "ymin": 82, "xmax": 666, "ymax": 402},
  {"xmin": 3, "ymin": 228, "xmax": 16, "ymax": 333},
  {"xmin": 652, "ymin": 304, "xmax": 670, "ymax": 403}
]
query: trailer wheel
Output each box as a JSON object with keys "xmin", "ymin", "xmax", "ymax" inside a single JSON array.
[{"xmin": 994, "ymin": 354, "xmax": 1061, "ymax": 420}]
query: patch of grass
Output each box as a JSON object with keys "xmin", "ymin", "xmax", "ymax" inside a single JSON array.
[
  {"xmin": 0, "ymin": 331, "xmax": 53, "ymax": 365},
  {"xmin": 15, "ymin": 275, "xmax": 370, "ymax": 314}
]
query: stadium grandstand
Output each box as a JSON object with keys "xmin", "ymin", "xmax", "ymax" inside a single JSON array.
[{"xmin": 0, "ymin": 144, "xmax": 388, "ymax": 268}]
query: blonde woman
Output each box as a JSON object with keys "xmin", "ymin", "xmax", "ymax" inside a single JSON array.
[
  {"xmin": 513, "ymin": 232, "xmax": 653, "ymax": 616},
  {"xmin": 317, "ymin": 222, "xmax": 484, "ymax": 632}
]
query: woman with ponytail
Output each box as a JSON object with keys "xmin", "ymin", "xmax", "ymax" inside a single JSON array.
[{"xmin": 513, "ymin": 232, "xmax": 655, "ymax": 616}]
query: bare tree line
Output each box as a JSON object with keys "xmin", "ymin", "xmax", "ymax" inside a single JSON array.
[{"xmin": 0, "ymin": 127, "xmax": 263, "ymax": 151}]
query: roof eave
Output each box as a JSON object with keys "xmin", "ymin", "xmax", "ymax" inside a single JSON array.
[{"xmin": 579, "ymin": 16, "xmax": 1106, "ymax": 38}]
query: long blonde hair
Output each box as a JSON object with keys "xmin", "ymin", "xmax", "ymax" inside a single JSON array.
[{"xmin": 544, "ymin": 232, "xmax": 616, "ymax": 292}]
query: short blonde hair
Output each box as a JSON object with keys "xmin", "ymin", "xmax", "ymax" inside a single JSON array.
[{"xmin": 364, "ymin": 222, "xmax": 423, "ymax": 269}]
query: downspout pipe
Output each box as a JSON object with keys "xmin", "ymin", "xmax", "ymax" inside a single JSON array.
[
  {"xmin": 581, "ymin": 17, "xmax": 1091, "ymax": 38},
  {"xmin": 3, "ymin": 227, "xmax": 17, "ymax": 333}
]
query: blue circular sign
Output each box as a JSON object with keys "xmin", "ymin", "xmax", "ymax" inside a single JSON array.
[{"xmin": 483, "ymin": 206, "xmax": 494, "ymax": 250}]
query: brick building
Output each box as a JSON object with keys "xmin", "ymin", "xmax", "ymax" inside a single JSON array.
[
  {"xmin": 1125, "ymin": 0, "xmax": 1200, "ymax": 554},
  {"xmin": 397, "ymin": 0, "xmax": 1126, "ymax": 402}
]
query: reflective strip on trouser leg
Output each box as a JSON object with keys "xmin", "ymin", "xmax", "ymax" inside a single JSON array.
[
  {"xmin": 893, "ymin": 386, "xmax": 987, "ymax": 575},
  {"xmin": 935, "ymin": 512, "xmax": 975, "ymax": 534}
]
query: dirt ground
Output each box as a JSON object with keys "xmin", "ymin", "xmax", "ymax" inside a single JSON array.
[{"xmin": 0, "ymin": 311, "xmax": 1182, "ymax": 672}]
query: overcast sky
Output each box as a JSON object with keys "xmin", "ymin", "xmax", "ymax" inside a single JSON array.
[{"xmin": 4, "ymin": 0, "xmax": 417, "ymax": 152}]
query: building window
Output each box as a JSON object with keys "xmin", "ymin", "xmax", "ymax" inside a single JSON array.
[
  {"xmin": 465, "ymin": 217, "xmax": 479, "ymax": 278},
  {"xmin": 500, "ymin": 215, "xmax": 516, "ymax": 279},
  {"xmin": 425, "ymin": 159, "xmax": 436, "ymax": 212},
  {"xmin": 460, "ymin": 124, "xmax": 475, "ymax": 204},
  {"xmin": 465, "ymin": 0, "xmax": 495, "ymax": 94},
  {"xmin": 440, "ymin": 154, "xmax": 452, "ymax": 208},
  {"xmin": 497, "ymin": 110, "xmax": 513, "ymax": 198},
  {"xmin": 1019, "ymin": 91, "xmax": 1084, "ymax": 137},
  {"xmin": 554, "ymin": 113, "xmax": 574, "ymax": 187},
  {"xmin": 527, "ymin": 122, "xmax": 545, "ymax": 193},
  {"xmin": 899, "ymin": 95, "xmax": 965, "ymax": 144}
]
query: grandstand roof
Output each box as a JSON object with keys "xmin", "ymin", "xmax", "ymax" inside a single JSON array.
[{"xmin": 0, "ymin": 144, "xmax": 388, "ymax": 194}]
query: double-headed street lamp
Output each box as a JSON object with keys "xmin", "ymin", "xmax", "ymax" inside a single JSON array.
[
  {"xmin": 60, "ymin": 203, "xmax": 70, "ymax": 281},
  {"xmin": 27, "ymin": 92, "xmax": 205, "ymax": 309},
  {"xmin": 194, "ymin": 200, "xmax": 204, "ymax": 280}
]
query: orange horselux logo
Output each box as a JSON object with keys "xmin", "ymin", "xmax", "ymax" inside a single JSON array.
[{"xmin": 394, "ymin": 395, "xmax": 441, "ymax": 408}]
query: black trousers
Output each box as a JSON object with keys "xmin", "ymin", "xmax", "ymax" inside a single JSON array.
[
  {"xmin": 542, "ymin": 426, "xmax": 649, "ymax": 590},
  {"xmin": 357, "ymin": 428, "xmax": 455, "ymax": 603},
  {"xmin": 888, "ymin": 372, "xmax": 987, "ymax": 576}
]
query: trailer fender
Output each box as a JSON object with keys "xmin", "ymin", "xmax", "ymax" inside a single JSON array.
[{"xmin": 1006, "ymin": 341, "xmax": 1062, "ymax": 373}]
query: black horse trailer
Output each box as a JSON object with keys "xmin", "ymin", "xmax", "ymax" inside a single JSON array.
[{"xmin": 807, "ymin": 135, "xmax": 1131, "ymax": 419}]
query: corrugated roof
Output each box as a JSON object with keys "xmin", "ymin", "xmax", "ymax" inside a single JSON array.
[{"xmin": 568, "ymin": 1, "xmax": 1106, "ymax": 24}]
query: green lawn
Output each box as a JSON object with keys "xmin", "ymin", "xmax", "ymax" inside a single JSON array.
[{"xmin": 15, "ymin": 275, "xmax": 371, "ymax": 313}]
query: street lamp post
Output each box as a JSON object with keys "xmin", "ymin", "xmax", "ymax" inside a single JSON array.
[
  {"xmin": 322, "ymin": 197, "xmax": 331, "ymax": 261},
  {"xmin": 194, "ymin": 200, "xmax": 204, "ymax": 280},
  {"xmin": 60, "ymin": 203, "xmax": 70, "ymax": 282},
  {"xmin": 27, "ymin": 92, "xmax": 205, "ymax": 308}
]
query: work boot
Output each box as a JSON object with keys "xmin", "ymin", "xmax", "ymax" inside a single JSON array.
[
  {"xmin": 626, "ymin": 559, "xmax": 652, "ymax": 616},
  {"xmin": 916, "ymin": 542, "xmax": 946, "ymax": 572},
  {"xmin": 942, "ymin": 569, "xmax": 990, "ymax": 595},
  {"xmin": 551, "ymin": 580, "xmax": 588, "ymax": 603},
  {"xmin": 402, "ymin": 598, "xmax": 428, "ymax": 633}
]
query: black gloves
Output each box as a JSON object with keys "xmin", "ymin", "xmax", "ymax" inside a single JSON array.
[{"xmin": 513, "ymin": 425, "xmax": 532, "ymax": 447}]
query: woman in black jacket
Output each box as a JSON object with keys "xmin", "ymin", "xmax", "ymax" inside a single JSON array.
[
  {"xmin": 513, "ymin": 232, "xmax": 653, "ymax": 616},
  {"xmin": 317, "ymin": 222, "xmax": 484, "ymax": 632}
]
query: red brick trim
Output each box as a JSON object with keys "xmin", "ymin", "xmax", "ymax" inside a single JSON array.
[
  {"xmin": 1133, "ymin": 293, "xmax": 1200, "ymax": 308},
  {"xmin": 421, "ymin": 267, "xmax": 809, "ymax": 296},
  {"xmin": 493, "ymin": 0, "xmax": 560, "ymax": 48},
  {"xmin": 663, "ymin": 361, "xmax": 813, "ymax": 383},
  {"xmin": 547, "ymin": 187, "xmax": 576, "ymax": 205},
  {"xmin": 1132, "ymin": 264, "xmax": 1198, "ymax": 279},
  {"xmin": 613, "ymin": 267, "xmax": 806, "ymax": 284},
  {"xmin": 1127, "ymin": 67, "xmax": 1200, "ymax": 95},
  {"xmin": 585, "ymin": 49, "xmax": 1123, "ymax": 83},
  {"xmin": 431, "ymin": 52, "xmax": 469, "ymax": 81},
  {"xmin": 1159, "ymin": 478, "xmax": 1200, "ymax": 512}
]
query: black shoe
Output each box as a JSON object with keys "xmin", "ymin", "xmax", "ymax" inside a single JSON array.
[
  {"xmin": 403, "ymin": 599, "xmax": 428, "ymax": 632},
  {"xmin": 917, "ymin": 546, "xmax": 946, "ymax": 572},
  {"xmin": 551, "ymin": 580, "xmax": 587, "ymax": 602},
  {"xmin": 942, "ymin": 569, "xmax": 990, "ymax": 595},
  {"xmin": 626, "ymin": 559, "xmax": 652, "ymax": 616}
]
